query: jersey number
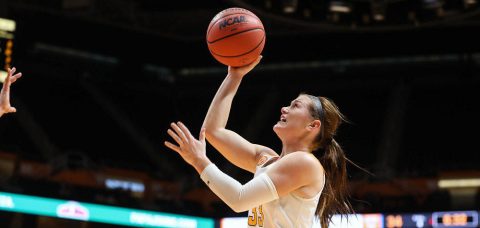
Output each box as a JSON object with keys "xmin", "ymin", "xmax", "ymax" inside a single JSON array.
[{"xmin": 248, "ymin": 205, "xmax": 264, "ymax": 227}]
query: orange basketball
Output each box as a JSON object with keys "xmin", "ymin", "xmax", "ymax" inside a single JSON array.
[{"xmin": 206, "ymin": 8, "xmax": 265, "ymax": 67}]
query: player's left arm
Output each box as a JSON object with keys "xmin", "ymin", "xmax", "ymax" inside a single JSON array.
[{"xmin": 199, "ymin": 152, "xmax": 323, "ymax": 212}]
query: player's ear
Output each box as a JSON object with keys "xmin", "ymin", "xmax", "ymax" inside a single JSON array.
[{"xmin": 307, "ymin": 120, "xmax": 321, "ymax": 130}]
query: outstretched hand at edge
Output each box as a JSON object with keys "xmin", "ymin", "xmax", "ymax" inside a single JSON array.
[{"xmin": 0, "ymin": 67, "xmax": 22, "ymax": 117}]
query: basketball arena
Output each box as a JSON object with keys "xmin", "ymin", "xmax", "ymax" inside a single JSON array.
[{"xmin": 0, "ymin": 0, "xmax": 479, "ymax": 227}]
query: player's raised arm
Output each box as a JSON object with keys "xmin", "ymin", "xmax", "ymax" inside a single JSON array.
[{"xmin": 201, "ymin": 56, "xmax": 277, "ymax": 173}]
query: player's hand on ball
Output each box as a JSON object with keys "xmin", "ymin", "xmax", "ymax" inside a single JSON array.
[
  {"xmin": 228, "ymin": 55, "xmax": 262, "ymax": 79},
  {"xmin": 164, "ymin": 122, "xmax": 209, "ymax": 168}
]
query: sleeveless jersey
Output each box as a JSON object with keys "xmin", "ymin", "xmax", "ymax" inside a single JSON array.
[{"xmin": 247, "ymin": 155, "xmax": 325, "ymax": 228}]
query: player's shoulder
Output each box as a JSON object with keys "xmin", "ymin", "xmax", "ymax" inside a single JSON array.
[
  {"xmin": 281, "ymin": 151, "xmax": 324, "ymax": 172},
  {"xmin": 268, "ymin": 152, "xmax": 324, "ymax": 183}
]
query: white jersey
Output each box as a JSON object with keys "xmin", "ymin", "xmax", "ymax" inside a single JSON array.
[{"xmin": 247, "ymin": 155, "xmax": 324, "ymax": 228}]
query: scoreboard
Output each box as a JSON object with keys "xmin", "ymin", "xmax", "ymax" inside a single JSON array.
[
  {"xmin": 432, "ymin": 211, "xmax": 478, "ymax": 228},
  {"xmin": 0, "ymin": 17, "xmax": 15, "ymax": 83},
  {"xmin": 385, "ymin": 211, "xmax": 478, "ymax": 228}
]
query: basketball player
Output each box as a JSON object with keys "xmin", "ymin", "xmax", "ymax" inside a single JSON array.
[
  {"xmin": 0, "ymin": 67, "xmax": 22, "ymax": 118},
  {"xmin": 165, "ymin": 56, "xmax": 352, "ymax": 227}
]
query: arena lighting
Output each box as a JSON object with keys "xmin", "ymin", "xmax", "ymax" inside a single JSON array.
[
  {"xmin": 0, "ymin": 18, "xmax": 16, "ymax": 32},
  {"xmin": 105, "ymin": 178, "xmax": 145, "ymax": 193},
  {"xmin": 371, "ymin": 0, "xmax": 386, "ymax": 21},
  {"xmin": 282, "ymin": 0, "xmax": 298, "ymax": 13},
  {"xmin": 329, "ymin": 0, "xmax": 352, "ymax": 13},
  {"xmin": 0, "ymin": 71, "xmax": 6, "ymax": 83},
  {"xmin": 422, "ymin": 0, "xmax": 445, "ymax": 9},
  {"xmin": 438, "ymin": 178, "xmax": 480, "ymax": 188},
  {"xmin": 0, "ymin": 18, "xmax": 16, "ymax": 83},
  {"xmin": 464, "ymin": 0, "xmax": 477, "ymax": 7},
  {"xmin": 0, "ymin": 192, "xmax": 214, "ymax": 228}
]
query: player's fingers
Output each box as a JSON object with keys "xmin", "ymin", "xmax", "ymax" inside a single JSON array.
[
  {"xmin": 167, "ymin": 129, "xmax": 183, "ymax": 146},
  {"xmin": 10, "ymin": 73, "xmax": 22, "ymax": 84},
  {"xmin": 170, "ymin": 122, "xmax": 189, "ymax": 143},
  {"xmin": 164, "ymin": 141, "xmax": 182, "ymax": 154},
  {"xmin": 177, "ymin": 121, "xmax": 194, "ymax": 140},
  {"xmin": 9, "ymin": 67, "xmax": 16, "ymax": 76}
]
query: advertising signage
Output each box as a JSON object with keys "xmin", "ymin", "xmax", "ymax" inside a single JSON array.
[{"xmin": 0, "ymin": 192, "xmax": 214, "ymax": 228}]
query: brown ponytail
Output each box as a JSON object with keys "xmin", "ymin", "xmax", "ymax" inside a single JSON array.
[{"xmin": 305, "ymin": 95, "xmax": 353, "ymax": 228}]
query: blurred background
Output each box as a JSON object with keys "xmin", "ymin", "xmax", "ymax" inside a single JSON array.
[{"xmin": 0, "ymin": 0, "xmax": 479, "ymax": 227}]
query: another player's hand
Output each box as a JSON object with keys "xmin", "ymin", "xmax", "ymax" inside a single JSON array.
[
  {"xmin": 0, "ymin": 67, "xmax": 22, "ymax": 117},
  {"xmin": 164, "ymin": 122, "xmax": 212, "ymax": 173},
  {"xmin": 228, "ymin": 55, "xmax": 262, "ymax": 79}
]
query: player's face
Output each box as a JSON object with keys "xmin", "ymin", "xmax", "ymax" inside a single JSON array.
[{"xmin": 273, "ymin": 95, "xmax": 316, "ymax": 139}]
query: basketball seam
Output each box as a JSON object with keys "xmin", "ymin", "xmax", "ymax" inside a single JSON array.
[
  {"xmin": 206, "ymin": 12, "xmax": 261, "ymax": 38},
  {"xmin": 207, "ymin": 28, "xmax": 264, "ymax": 44},
  {"xmin": 209, "ymin": 34, "xmax": 265, "ymax": 58}
]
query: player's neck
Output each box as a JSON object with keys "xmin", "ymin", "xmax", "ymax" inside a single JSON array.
[{"xmin": 280, "ymin": 143, "xmax": 311, "ymax": 157}]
